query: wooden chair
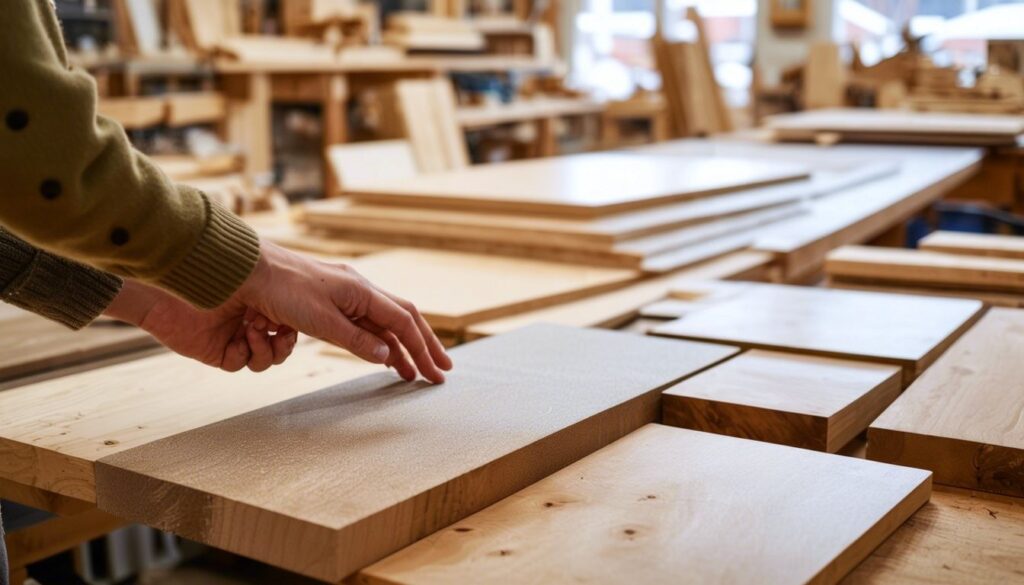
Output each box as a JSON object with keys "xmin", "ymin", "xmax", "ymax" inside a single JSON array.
[
  {"xmin": 394, "ymin": 78, "xmax": 470, "ymax": 173},
  {"xmin": 326, "ymin": 140, "xmax": 420, "ymax": 193}
]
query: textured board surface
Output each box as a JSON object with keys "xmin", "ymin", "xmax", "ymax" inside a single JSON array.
[
  {"xmin": 0, "ymin": 315, "xmax": 157, "ymax": 385},
  {"xmin": 919, "ymin": 230, "xmax": 1024, "ymax": 260},
  {"xmin": 95, "ymin": 326, "xmax": 737, "ymax": 582},
  {"xmin": 360, "ymin": 424, "xmax": 931, "ymax": 585},
  {"xmin": 651, "ymin": 284, "xmax": 984, "ymax": 385},
  {"xmin": 663, "ymin": 350, "xmax": 902, "ymax": 452},
  {"xmin": 869, "ymin": 309, "xmax": 1024, "ymax": 497},
  {"xmin": 347, "ymin": 152, "xmax": 808, "ymax": 218},
  {"xmin": 0, "ymin": 340, "xmax": 379, "ymax": 502},
  {"xmin": 348, "ymin": 249, "xmax": 640, "ymax": 330}
]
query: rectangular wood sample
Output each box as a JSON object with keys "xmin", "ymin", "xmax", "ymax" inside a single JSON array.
[
  {"xmin": 868, "ymin": 308, "xmax": 1024, "ymax": 498},
  {"xmin": 360, "ymin": 424, "xmax": 931, "ymax": 585},
  {"xmin": 94, "ymin": 325, "xmax": 738, "ymax": 583},
  {"xmin": 919, "ymin": 230, "xmax": 1024, "ymax": 260},
  {"xmin": 826, "ymin": 245, "xmax": 1024, "ymax": 294},
  {"xmin": 651, "ymin": 283, "xmax": 985, "ymax": 386},
  {"xmin": 347, "ymin": 152, "xmax": 809, "ymax": 218},
  {"xmin": 0, "ymin": 340, "xmax": 379, "ymax": 502},
  {"xmin": 348, "ymin": 249, "xmax": 640, "ymax": 331},
  {"xmin": 663, "ymin": 350, "xmax": 902, "ymax": 452}
]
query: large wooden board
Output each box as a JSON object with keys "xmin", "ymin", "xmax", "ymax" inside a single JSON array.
[
  {"xmin": 844, "ymin": 487, "xmax": 1024, "ymax": 584},
  {"xmin": 651, "ymin": 284, "xmax": 985, "ymax": 385},
  {"xmin": 348, "ymin": 249, "xmax": 640, "ymax": 330},
  {"xmin": 767, "ymin": 109, "xmax": 1024, "ymax": 146},
  {"xmin": 0, "ymin": 315, "xmax": 157, "ymax": 386},
  {"xmin": 868, "ymin": 308, "xmax": 1024, "ymax": 498},
  {"xmin": 919, "ymin": 230, "xmax": 1024, "ymax": 260},
  {"xmin": 95, "ymin": 326, "xmax": 737, "ymax": 583},
  {"xmin": 347, "ymin": 152, "xmax": 809, "ymax": 218},
  {"xmin": 0, "ymin": 340, "xmax": 379, "ymax": 502},
  {"xmin": 360, "ymin": 424, "xmax": 931, "ymax": 585},
  {"xmin": 826, "ymin": 245, "xmax": 1024, "ymax": 294},
  {"xmin": 663, "ymin": 350, "xmax": 902, "ymax": 452}
]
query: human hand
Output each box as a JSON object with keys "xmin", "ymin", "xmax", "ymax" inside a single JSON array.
[
  {"xmin": 235, "ymin": 241, "xmax": 452, "ymax": 384},
  {"xmin": 104, "ymin": 279, "xmax": 297, "ymax": 372}
]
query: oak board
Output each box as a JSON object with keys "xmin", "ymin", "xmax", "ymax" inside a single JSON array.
[
  {"xmin": 360, "ymin": 424, "xmax": 931, "ymax": 585},
  {"xmin": 868, "ymin": 309, "xmax": 1024, "ymax": 498},
  {"xmin": 651, "ymin": 284, "xmax": 985, "ymax": 385},
  {"xmin": 95, "ymin": 325, "xmax": 738, "ymax": 583},
  {"xmin": 919, "ymin": 230, "xmax": 1024, "ymax": 260},
  {"xmin": 663, "ymin": 350, "xmax": 902, "ymax": 452}
]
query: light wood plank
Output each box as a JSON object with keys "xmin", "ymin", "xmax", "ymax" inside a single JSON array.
[
  {"xmin": 94, "ymin": 325, "xmax": 738, "ymax": 583},
  {"xmin": 360, "ymin": 424, "xmax": 931, "ymax": 585},
  {"xmin": 919, "ymin": 230, "xmax": 1024, "ymax": 260},
  {"xmin": 663, "ymin": 350, "xmax": 902, "ymax": 452},
  {"xmin": 651, "ymin": 283, "xmax": 985, "ymax": 385},
  {"xmin": 828, "ymin": 278, "xmax": 1024, "ymax": 308},
  {"xmin": 348, "ymin": 249, "xmax": 640, "ymax": 331},
  {"xmin": 348, "ymin": 152, "xmax": 808, "ymax": 218},
  {"xmin": 767, "ymin": 109, "xmax": 1024, "ymax": 146},
  {"xmin": 868, "ymin": 308, "xmax": 1024, "ymax": 498},
  {"xmin": 0, "ymin": 340, "xmax": 379, "ymax": 502}
]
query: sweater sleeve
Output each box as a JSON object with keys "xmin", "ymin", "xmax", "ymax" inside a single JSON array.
[
  {"xmin": 0, "ymin": 227, "xmax": 122, "ymax": 329},
  {"xmin": 0, "ymin": 0, "xmax": 260, "ymax": 309}
]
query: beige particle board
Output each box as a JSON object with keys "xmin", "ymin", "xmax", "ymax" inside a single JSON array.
[
  {"xmin": 843, "ymin": 487, "xmax": 1024, "ymax": 585},
  {"xmin": 0, "ymin": 339, "xmax": 379, "ymax": 502},
  {"xmin": 94, "ymin": 325, "xmax": 738, "ymax": 583},
  {"xmin": 919, "ymin": 230, "xmax": 1024, "ymax": 260},
  {"xmin": 663, "ymin": 350, "xmax": 902, "ymax": 452},
  {"xmin": 348, "ymin": 249, "xmax": 640, "ymax": 331},
  {"xmin": 360, "ymin": 423, "xmax": 931, "ymax": 585},
  {"xmin": 651, "ymin": 283, "xmax": 985, "ymax": 386},
  {"xmin": 868, "ymin": 309, "xmax": 1024, "ymax": 498},
  {"xmin": 348, "ymin": 153, "xmax": 809, "ymax": 218},
  {"xmin": 826, "ymin": 245, "xmax": 1024, "ymax": 294}
]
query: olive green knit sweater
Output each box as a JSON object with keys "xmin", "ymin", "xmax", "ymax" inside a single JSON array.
[{"xmin": 0, "ymin": 0, "xmax": 260, "ymax": 311}]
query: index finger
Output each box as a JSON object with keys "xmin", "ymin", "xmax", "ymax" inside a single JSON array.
[{"xmin": 364, "ymin": 288, "xmax": 446, "ymax": 384}]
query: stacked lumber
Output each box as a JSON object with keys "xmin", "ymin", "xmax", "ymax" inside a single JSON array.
[
  {"xmin": 301, "ymin": 151, "xmax": 814, "ymax": 272},
  {"xmin": 825, "ymin": 240, "xmax": 1024, "ymax": 306},
  {"xmin": 99, "ymin": 92, "xmax": 227, "ymax": 130},
  {"xmin": 384, "ymin": 13, "xmax": 485, "ymax": 52}
]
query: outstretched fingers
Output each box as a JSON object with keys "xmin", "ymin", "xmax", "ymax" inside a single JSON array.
[{"xmin": 363, "ymin": 288, "xmax": 446, "ymax": 384}]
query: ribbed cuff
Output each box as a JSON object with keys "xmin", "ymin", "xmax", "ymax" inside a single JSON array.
[
  {"xmin": 0, "ymin": 241, "xmax": 123, "ymax": 330},
  {"xmin": 156, "ymin": 196, "xmax": 261, "ymax": 309}
]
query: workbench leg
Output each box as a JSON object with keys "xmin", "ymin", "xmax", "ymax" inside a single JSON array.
[
  {"xmin": 652, "ymin": 111, "xmax": 670, "ymax": 142},
  {"xmin": 322, "ymin": 74, "xmax": 350, "ymax": 197},
  {"xmin": 223, "ymin": 72, "xmax": 274, "ymax": 181},
  {"xmin": 5, "ymin": 509, "xmax": 125, "ymax": 577},
  {"xmin": 601, "ymin": 114, "xmax": 621, "ymax": 149},
  {"xmin": 8, "ymin": 566, "xmax": 28, "ymax": 585},
  {"xmin": 536, "ymin": 116, "xmax": 557, "ymax": 158}
]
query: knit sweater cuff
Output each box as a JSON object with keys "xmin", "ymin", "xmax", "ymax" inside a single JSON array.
[
  {"xmin": 0, "ymin": 235, "xmax": 123, "ymax": 330},
  {"xmin": 156, "ymin": 196, "xmax": 260, "ymax": 309}
]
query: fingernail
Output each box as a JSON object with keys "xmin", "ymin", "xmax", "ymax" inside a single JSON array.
[{"xmin": 374, "ymin": 344, "xmax": 390, "ymax": 361}]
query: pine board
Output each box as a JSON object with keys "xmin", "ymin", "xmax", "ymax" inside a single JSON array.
[
  {"xmin": 767, "ymin": 109, "xmax": 1024, "ymax": 146},
  {"xmin": 826, "ymin": 246, "xmax": 1024, "ymax": 294},
  {"xmin": 94, "ymin": 325, "xmax": 738, "ymax": 583},
  {"xmin": 651, "ymin": 284, "xmax": 985, "ymax": 386},
  {"xmin": 828, "ymin": 278, "xmax": 1024, "ymax": 308},
  {"xmin": 348, "ymin": 249, "xmax": 640, "ymax": 331},
  {"xmin": 843, "ymin": 487, "xmax": 1024, "ymax": 585},
  {"xmin": 919, "ymin": 230, "xmax": 1024, "ymax": 260},
  {"xmin": 347, "ymin": 153, "xmax": 809, "ymax": 218},
  {"xmin": 0, "ymin": 315, "xmax": 157, "ymax": 385},
  {"xmin": 360, "ymin": 424, "xmax": 931, "ymax": 585},
  {"xmin": 868, "ymin": 309, "xmax": 1024, "ymax": 498},
  {"xmin": 663, "ymin": 351, "xmax": 902, "ymax": 452},
  {"xmin": 0, "ymin": 340, "xmax": 379, "ymax": 502}
]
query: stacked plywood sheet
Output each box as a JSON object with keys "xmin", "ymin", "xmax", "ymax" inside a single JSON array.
[
  {"xmin": 826, "ymin": 242, "xmax": 1024, "ymax": 306},
  {"xmin": 302, "ymin": 151, "xmax": 822, "ymax": 273}
]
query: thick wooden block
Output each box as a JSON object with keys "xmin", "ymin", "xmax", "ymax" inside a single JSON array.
[
  {"xmin": 663, "ymin": 351, "xmax": 902, "ymax": 452},
  {"xmin": 651, "ymin": 284, "xmax": 984, "ymax": 386},
  {"xmin": 94, "ymin": 325, "xmax": 737, "ymax": 583},
  {"xmin": 868, "ymin": 309, "xmax": 1024, "ymax": 498},
  {"xmin": 919, "ymin": 230, "xmax": 1024, "ymax": 260},
  {"xmin": 347, "ymin": 152, "xmax": 808, "ymax": 218},
  {"xmin": 360, "ymin": 424, "xmax": 931, "ymax": 585}
]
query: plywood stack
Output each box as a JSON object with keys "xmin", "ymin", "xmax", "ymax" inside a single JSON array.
[{"xmin": 825, "ymin": 239, "xmax": 1024, "ymax": 306}]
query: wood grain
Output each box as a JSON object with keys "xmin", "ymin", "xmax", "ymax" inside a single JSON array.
[
  {"xmin": 0, "ymin": 315, "xmax": 157, "ymax": 385},
  {"xmin": 360, "ymin": 424, "xmax": 931, "ymax": 585},
  {"xmin": 663, "ymin": 350, "xmax": 902, "ymax": 452},
  {"xmin": 347, "ymin": 152, "xmax": 808, "ymax": 218},
  {"xmin": 868, "ymin": 308, "xmax": 1024, "ymax": 498},
  {"xmin": 919, "ymin": 230, "xmax": 1024, "ymax": 260},
  {"xmin": 651, "ymin": 283, "xmax": 985, "ymax": 386},
  {"xmin": 94, "ymin": 325, "xmax": 738, "ymax": 583},
  {"xmin": 0, "ymin": 339, "xmax": 379, "ymax": 502},
  {"xmin": 348, "ymin": 249, "xmax": 640, "ymax": 331}
]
